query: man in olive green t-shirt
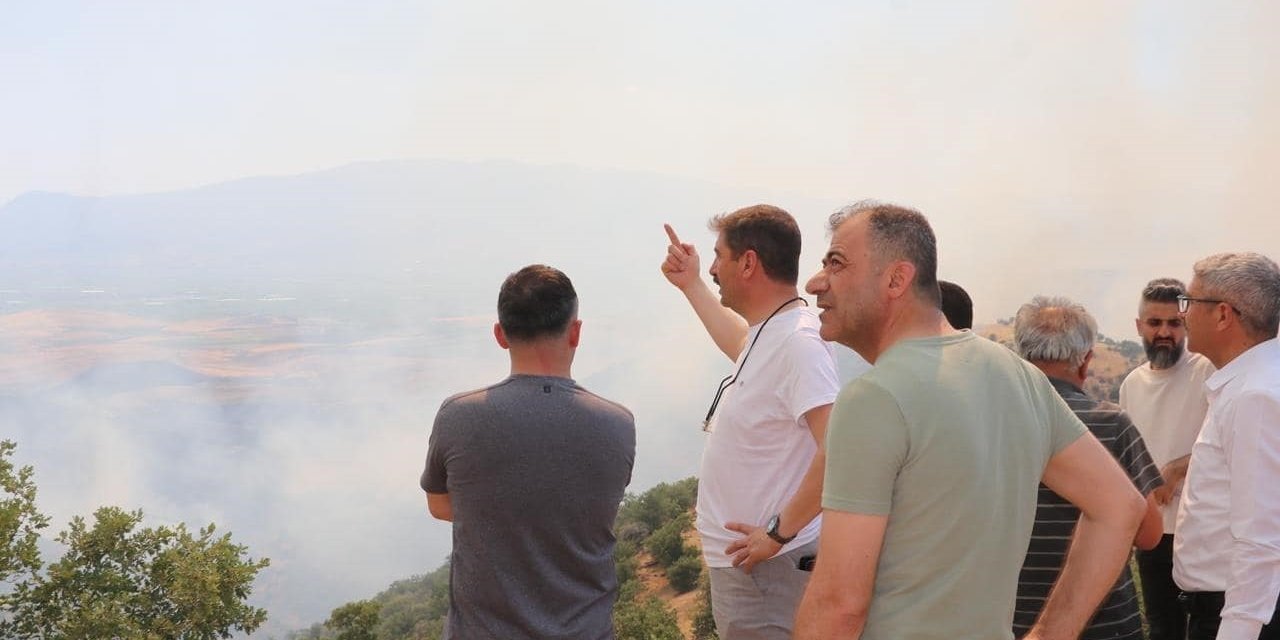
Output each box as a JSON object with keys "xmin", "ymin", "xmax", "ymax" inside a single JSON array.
[{"xmin": 792, "ymin": 200, "xmax": 1148, "ymax": 640}]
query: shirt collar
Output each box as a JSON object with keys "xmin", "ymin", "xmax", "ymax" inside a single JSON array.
[
  {"xmin": 1047, "ymin": 375, "xmax": 1087, "ymax": 398},
  {"xmin": 1205, "ymin": 337, "xmax": 1280, "ymax": 392}
]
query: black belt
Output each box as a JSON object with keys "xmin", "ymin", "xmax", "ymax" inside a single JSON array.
[{"xmin": 1179, "ymin": 591, "xmax": 1225, "ymax": 614}]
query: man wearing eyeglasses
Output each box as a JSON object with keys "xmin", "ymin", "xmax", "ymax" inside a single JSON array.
[
  {"xmin": 1173, "ymin": 253, "xmax": 1280, "ymax": 640},
  {"xmin": 661, "ymin": 205, "xmax": 861, "ymax": 639},
  {"xmin": 1119, "ymin": 278, "xmax": 1216, "ymax": 640}
]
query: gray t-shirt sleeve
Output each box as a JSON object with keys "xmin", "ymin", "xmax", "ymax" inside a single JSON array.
[
  {"xmin": 822, "ymin": 379, "xmax": 908, "ymax": 516},
  {"xmin": 420, "ymin": 406, "xmax": 451, "ymax": 494}
]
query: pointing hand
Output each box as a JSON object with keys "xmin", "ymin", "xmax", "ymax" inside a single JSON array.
[{"xmin": 660, "ymin": 224, "xmax": 701, "ymax": 291}]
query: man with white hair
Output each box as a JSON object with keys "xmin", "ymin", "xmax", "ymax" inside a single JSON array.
[
  {"xmin": 1175, "ymin": 252, "xmax": 1280, "ymax": 640},
  {"xmin": 1012, "ymin": 295, "xmax": 1165, "ymax": 640}
]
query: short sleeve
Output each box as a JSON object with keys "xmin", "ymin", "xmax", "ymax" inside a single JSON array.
[
  {"xmin": 822, "ymin": 379, "xmax": 909, "ymax": 516},
  {"xmin": 420, "ymin": 407, "xmax": 451, "ymax": 494},
  {"xmin": 1046, "ymin": 389, "xmax": 1088, "ymax": 456},
  {"xmin": 781, "ymin": 329, "xmax": 842, "ymax": 424}
]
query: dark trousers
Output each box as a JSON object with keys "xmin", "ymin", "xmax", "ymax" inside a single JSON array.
[
  {"xmin": 1181, "ymin": 590, "xmax": 1280, "ymax": 640},
  {"xmin": 1137, "ymin": 534, "xmax": 1186, "ymax": 640}
]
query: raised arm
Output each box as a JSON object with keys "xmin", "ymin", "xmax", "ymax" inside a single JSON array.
[{"xmin": 660, "ymin": 223, "xmax": 748, "ymax": 360}]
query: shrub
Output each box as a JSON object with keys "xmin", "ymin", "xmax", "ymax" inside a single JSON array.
[
  {"xmin": 645, "ymin": 513, "xmax": 692, "ymax": 567},
  {"xmin": 666, "ymin": 548, "xmax": 702, "ymax": 594},
  {"xmin": 613, "ymin": 594, "xmax": 682, "ymax": 640}
]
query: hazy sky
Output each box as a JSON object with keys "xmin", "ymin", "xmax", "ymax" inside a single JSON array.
[
  {"xmin": 3, "ymin": 1, "xmax": 1279, "ymax": 632},
  {"xmin": 3, "ymin": 0, "xmax": 1275, "ymax": 202}
]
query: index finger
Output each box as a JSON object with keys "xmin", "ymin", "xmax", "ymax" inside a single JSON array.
[{"xmin": 663, "ymin": 223, "xmax": 683, "ymax": 247}]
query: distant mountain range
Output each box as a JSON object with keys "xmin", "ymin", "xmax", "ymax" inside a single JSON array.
[{"xmin": 0, "ymin": 159, "xmax": 838, "ymax": 318}]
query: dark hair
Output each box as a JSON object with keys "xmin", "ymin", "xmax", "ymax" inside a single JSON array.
[
  {"xmin": 938, "ymin": 280, "xmax": 974, "ymax": 330},
  {"xmin": 708, "ymin": 204, "xmax": 802, "ymax": 285},
  {"xmin": 1140, "ymin": 278, "xmax": 1186, "ymax": 304},
  {"xmin": 497, "ymin": 264, "xmax": 578, "ymax": 341},
  {"xmin": 828, "ymin": 200, "xmax": 940, "ymax": 305}
]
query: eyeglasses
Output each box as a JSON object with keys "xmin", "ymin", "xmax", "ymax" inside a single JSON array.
[{"xmin": 1176, "ymin": 294, "xmax": 1238, "ymax": 315}]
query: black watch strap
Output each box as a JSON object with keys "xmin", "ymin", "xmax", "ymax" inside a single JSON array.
[{"xmin": 766, "ymin": 514, "xmax": 796, "ymax": 545}]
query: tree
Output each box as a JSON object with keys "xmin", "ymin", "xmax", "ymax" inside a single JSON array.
[
  {"xmin": 666, "ymin": 548, "xmax": 702, "ymax": 594},
  {"xmin": 327, "ymin": 599, "xmax": 381, "ymax": 640},
  {"xmin": 613, "ymin": 594, "xmax": 683, "ymax": 640},
  {"xmin": 0, "ymin": 441, "xmax": 270, "ymax": 639},
  {"xmin": 0, "ymin": 440, "xmax": 49, "ymax": 593},
  {"xmin": 644, "ymin": 513, "xmax": 692, "ymax": 567}
]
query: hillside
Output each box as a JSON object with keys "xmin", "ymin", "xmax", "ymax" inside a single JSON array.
[{"xmin": 291, "ymin": 478, "xmax": 715, "ymax": 640}]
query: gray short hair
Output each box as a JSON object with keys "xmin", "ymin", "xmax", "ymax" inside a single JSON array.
[
  {"xmin": 828, "ymin": 200, "xmax": 940, "ymax": 304},
  {"xmin": 1193, "ymin": 252, "xmax": 1280, "ymax": 340},
  {"xmin": 1014, "ymin": 296, "xmax": 1097, "ymax": 367}
]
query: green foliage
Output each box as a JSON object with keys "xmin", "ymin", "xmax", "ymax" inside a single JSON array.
[
  {"xmin": 372, "ymin": 565, "xmax": 450, "ymax": 640},
  {"xmin": 691, "ymin": 575, "xmax": 718, "ymax": 640},
  {"xmin": 3, "ymin": 506, "xmax": 269, "ymax": 639},
  {"xmin": 616, "ymin": 477, "xmax": 697, "ymax": 537},
  {"xmin": 327, "ymin": 600, "xmax": 381, "ymax": 640},
  {"xmin": 613, "ymin": 594, "xmax": 683, "ymax": 640},
  {"xmin": 0, "ymin": 441, "xmax": 269, "ymax": 640},
  {"xmin": 614, "ymin": 539, "xmax": 639, "ymax": 585},
  {"xmin": 645, "ymin": 512, "xmax": 692, "ymax": 568},
  {"xmin": 301, "ymin": 476, "xmax": 703, "ymax": 639},
  {"xmin": 666, "ymin": 547, "xmax": 702, "ymax": 594},
  {"xmin": 0, "ymin": 440, "xmax": 49, "ymax": 596}
]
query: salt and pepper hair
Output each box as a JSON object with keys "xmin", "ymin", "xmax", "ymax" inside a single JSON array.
[
  {"xmin": 1193, "ymin": 252, "xmax": 1280, "ymax": 340},
  {"xmin": 1140, "ymin": 278, "xmax": 1186, "ymax": 305},
  {"xmin": 827, "ymin": 200, "xmax": 941, "ymax": 305},
  {"xmin": 1014, "ymin": 296, "xmax": 1097, "ymax": 368}
]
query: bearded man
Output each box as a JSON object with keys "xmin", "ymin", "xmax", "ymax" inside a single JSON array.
[{"xmin": 1119, "ymin": 277, "xmax": 1216, "ymax": 640}]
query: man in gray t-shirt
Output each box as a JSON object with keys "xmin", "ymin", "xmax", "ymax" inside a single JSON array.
[{"xmin": 421, "ymin": 265, "xmax": 635, "ymax": 640}]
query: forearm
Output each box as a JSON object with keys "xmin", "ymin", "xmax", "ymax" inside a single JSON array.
[
  {"xmin": 1029, "ymin": 509, "xmax": 1142, "ymax": 639},
  {"xmin": 1134, "ymin": 493, "xmax": 1164, "ymax": 550},
  {"xmin": 793, "ymin": 572, "xmax": 866, "ymax": 639},
  {"xmin": 778, "ymin": 450, "xmax": 825, "ymax": 538},
  {"xmin": 426, "ymin": 492, "xmax": 453, "ymax": 521},
  {"xmin": 1220, "ymin": 535, "xmax": 1280, "ymax": 639},
  {"xmin": 679, "ymin": 278, "xmax": 748, "ymax": 360},
  {"xmin": 1162, "ymin": 454, "xmax": 1191, "ymax": 487}
]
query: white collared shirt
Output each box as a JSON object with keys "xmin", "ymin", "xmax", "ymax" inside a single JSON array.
[{"xmin": 1174, "ymin": 338, "xmax": 1280, "ymax": 640}]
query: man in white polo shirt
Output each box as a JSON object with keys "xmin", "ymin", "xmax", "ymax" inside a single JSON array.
[
  {"xmin": 1120, "ymin": 278, "xmax": 1216, "ymax": 640},
  {"xmin": 1175, "ymin": 252, "xmax": 1280, "ymax": 640},
  {"xmin": 660, "ymin": 204, "xmax": 868, "ymax": 639}
]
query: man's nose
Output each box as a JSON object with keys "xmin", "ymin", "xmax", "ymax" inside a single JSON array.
[{"xmin": 805, "ymin": 271, "xmax": 825, "ymax": 295}]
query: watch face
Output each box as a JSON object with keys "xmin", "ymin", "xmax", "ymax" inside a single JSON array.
[{"xmin": 767, "ymin": 515, "xmax": 780, "ymax": 533}]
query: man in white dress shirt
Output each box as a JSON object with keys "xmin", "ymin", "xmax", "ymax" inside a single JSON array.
[{"xmin": 1175, "ymin": 252, "xmax": 1280, "ymax": 640}]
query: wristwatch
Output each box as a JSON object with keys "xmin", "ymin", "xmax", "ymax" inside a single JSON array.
[{"xmin": 765, "ymin": 514, "xmax": 796, "ymax": 545}]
